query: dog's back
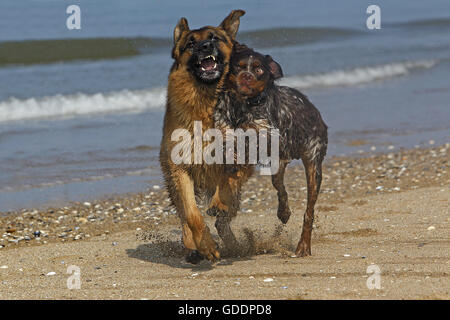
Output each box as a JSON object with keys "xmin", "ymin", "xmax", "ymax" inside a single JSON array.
[
  {"xmin": 264, "ymin": 85, "xmax": 328, "ymax": 161},
  {"xmin": 216, "ymin": 82, "xmax": 328, "ymax": 162}
]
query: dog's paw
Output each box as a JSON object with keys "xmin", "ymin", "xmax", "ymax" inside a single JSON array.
[
  {"xmin": 194, "ymin": 227, "xmax": 220, "ymax": 262},
  {"xmin": 277, "ymin": 206, "xmax": 292, "ymax": 224},
  {"xmin": 185, "ymin": 250, "xmax": 205, "ymax": 264},
  {"xmin": 294, "ymin": 240, "xmax": 312, "ymax": 257}
]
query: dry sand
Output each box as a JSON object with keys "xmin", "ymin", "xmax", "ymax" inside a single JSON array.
[{"xmin": 0, "ymin": 145, "xmax": 449, "ymax": 299}]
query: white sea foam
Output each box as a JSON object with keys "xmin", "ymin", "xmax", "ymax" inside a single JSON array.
[
  {"xmin": 0, "ymin": 87, "xmax": 166, "ymax": 123},
  {"xmin": 279, "ymin": 59, "xmax": 437, "ymax": 89},
  {"xmin": 0, "ymin": 60, "xmax": 437, "ymax": 123}
]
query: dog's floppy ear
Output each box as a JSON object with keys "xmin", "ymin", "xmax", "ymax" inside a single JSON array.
[
  {"xmin": 173, "ymin": 17, "xmax": 189, "ymax": 46},
  {"xmin": 265, "ymin": 55, "xmax": 283, "ymax": 80},
  {"xmin": 219, "ymin": 10, "xmax": 245, "ymax": 40}
]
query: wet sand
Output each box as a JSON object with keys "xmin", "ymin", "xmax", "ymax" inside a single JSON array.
[{"xmin": 0, "ymin": 144, "xmax": 448, "ymax": 299}]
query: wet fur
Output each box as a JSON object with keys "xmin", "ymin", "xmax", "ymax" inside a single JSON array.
[{"xmin": 214, "ymin": 45, "xmax": 328, "ymax": 257}]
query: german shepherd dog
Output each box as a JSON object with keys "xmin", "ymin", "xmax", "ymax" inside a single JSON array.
[
  {"xmin": 160, "ymin": 10, "xmax": 253, "ymax": 263},
  {"xmin": 214, "ymin": 44, "xmax": 328, "ymax": 256}
]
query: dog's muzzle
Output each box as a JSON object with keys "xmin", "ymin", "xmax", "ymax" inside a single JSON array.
[{"xmin": 192, "ymin": 40, "xmax": 222, "ymax": 81}]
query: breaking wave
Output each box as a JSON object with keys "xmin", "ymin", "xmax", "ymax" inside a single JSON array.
[
  {"xmin": 0, "ymin": 87, "xmax": 166, "ymax": 122},
  {"xmin": 279, "ymin": 59, "xmax": 437, "ymax": 89},
  {"xmin": 0, "ymin": 59, "xmax": 438, "ymax": 123}
]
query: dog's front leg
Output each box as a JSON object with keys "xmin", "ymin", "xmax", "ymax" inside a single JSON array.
[
  {"xmin": 211, "ymin": 167, "xmax": 253, "ymax": 250},
  {"xmin": 213, "ymin": 179, "xmax": 241, "ymax": 250},
  {"xmin": 206, "ymin": 182, "xmax": 239, "ymax": 250},
  {"xmin": 271, "ymin": 160, "xmax": 292, "ymax": 224},
  {"xmin": 174, "ymin": 170, "xmax": 220, "ymax": 261}
]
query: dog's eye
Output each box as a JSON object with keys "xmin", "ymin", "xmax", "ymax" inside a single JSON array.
[
  {"xmin": 255, "ymin": 67, "xmax": 264, "ymax": 75},
  {"xmin": 237, "ymin": 63, "xmax": 246, "ymax": 70},
  {"xmin": 186, "ymin": 40, "xmax": 195, "ymax": 49},
  {"xmin": 209, "ymin": 33, "xmax": 219, "ymax": 41}
]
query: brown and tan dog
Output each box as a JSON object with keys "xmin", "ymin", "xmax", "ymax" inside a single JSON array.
[{"xmin": 159, "ymin": 10, "xmax": 253, "ymax": 263}]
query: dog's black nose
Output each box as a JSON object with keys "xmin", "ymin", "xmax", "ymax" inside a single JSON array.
[{"xmin": 198, "ymin": 40, "xmax": 213, "ymax": 52}]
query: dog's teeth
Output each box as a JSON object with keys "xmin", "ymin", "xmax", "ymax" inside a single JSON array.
[
  {"xmin": 213, "ymin": 63, "xmax": 217, "ymax": 69},
  {"xmin": 204, "ymin": 55, "xmax": 216, "ymax": 61},
  {"xmin": 201, "ymin": 67, "xmax": 206, "ymax": 71}
]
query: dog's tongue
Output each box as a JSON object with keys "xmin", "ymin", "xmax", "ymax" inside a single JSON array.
[{"xmin": 201, "ymin": 57, "xmax": 215, "ymax": 71}]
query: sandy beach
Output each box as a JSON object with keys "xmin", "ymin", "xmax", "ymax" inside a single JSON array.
[{"xmin": 0, "ymin": 144, "xmax": 448, "ymax": 299}]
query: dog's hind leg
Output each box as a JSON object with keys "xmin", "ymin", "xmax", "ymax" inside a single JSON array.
[
  {"xmin": 295, "ymin": 157, "xmax": 323, "ymax": 257},
  {"xmin": 213, "ymin": 178, "xmax": 241, "ymax": 250},
  {"xmin": 271, "ymin": 160, "xmax": 291, "ymax": 224},
  {"xmin": 206, "ymin": 165, "xmax": 243, "ymax": 217},
  {"xmin": 206, "ymin": 185, "xmax": 228, "ymax": 217},
  {"xmin": 213, "ymin": 167, "xmax": 253, "ymax": 250},
  {"xmin": 215, "ymin": 213, "xmax": 240, "ymax": 251},
  {"xmin": 206, "ymin": 185, "xmax": 240, "ymax": 251}
]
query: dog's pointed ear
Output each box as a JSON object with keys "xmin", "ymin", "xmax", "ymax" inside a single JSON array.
[
  {"xmin": 174, "ymin": 17, "xmax": 189, "ymax": 45},
  {"xmin": 265, "ymin": 55, "xmax": 283, "ymax": 80},
  {"xmin": 219, "ymin": 10, "xmax": 245, "ymax": 40}
]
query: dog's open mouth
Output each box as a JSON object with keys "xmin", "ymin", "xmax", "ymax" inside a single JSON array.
[
  {"xmin": 198, "ymin": 55, "xmax": 217, "ymax": 72},
  {"xmin": 191, "ymin": 52, "xmax": 222, "ymax": 82}
]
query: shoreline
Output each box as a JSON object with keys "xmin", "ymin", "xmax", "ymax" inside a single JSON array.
[
  {"xmin": 1, "ymin": 143, "xmax": 448, "ymax": 251},
  {"xmin": 2, "ymin": 112, "xmax": 448, "ymax": 213},
  {"xmin": 0, "ymin": 143, "xmax": 448, "ymax": 299}
]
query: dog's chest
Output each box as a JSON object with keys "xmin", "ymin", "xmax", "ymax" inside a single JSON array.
[{"xmin": 214, "ymin": 93, "xmax": 271, "ymax": 131}]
